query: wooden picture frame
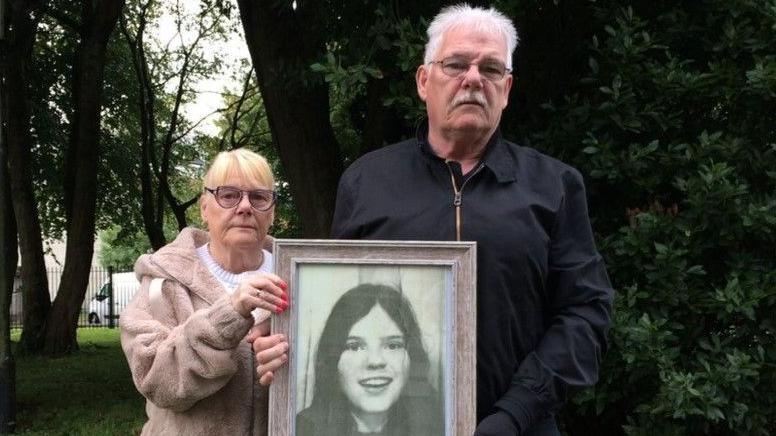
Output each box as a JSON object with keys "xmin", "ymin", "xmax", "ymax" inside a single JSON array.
[{"xmin": 270, "ymin": 239, "xmax": 477, "ymax": 436}]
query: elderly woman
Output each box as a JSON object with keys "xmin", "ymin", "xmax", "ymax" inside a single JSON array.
[
  {"xmin": 121, "ymin": 148, "xmax": 288, "ymax": 436},
  {"xmin": 296, "ymin": 284, "xmax": 442, "ymax": 436}
]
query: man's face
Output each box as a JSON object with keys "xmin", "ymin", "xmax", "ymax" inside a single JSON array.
[{"xmin": 416, "ymin": 26, "xmax": 513, "ymax": 142}]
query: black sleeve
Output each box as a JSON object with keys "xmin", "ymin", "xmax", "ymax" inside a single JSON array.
[{"xmin": 495, "ymin": 169, "xmax": 614, "ymax": 430}]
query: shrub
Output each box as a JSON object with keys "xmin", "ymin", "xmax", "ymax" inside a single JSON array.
[{"xmin": 535, "ymin": 2, "xmax": 776, "ymax": 434}]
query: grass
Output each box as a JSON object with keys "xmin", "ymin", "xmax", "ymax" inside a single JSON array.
[{"xmin": 11, "ymin": 328, "xmax": 146, "ymax": 435}]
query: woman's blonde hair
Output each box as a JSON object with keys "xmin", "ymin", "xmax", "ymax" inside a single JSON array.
[{"xmin": 202, "ymin": 148, "xmax": 275, "ymax": 190}]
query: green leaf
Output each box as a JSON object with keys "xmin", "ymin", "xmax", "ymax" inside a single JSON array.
[
  {"xmin": 589, "ymin": 57, "xmax": 599, "ymax": 74},
  {"xmin": 310, "ymin": 63, "xmax": 327, "ymax": 73},
  {"xmin": 686, "ymin": 265, "xmax": 705, "ymax": 275}
]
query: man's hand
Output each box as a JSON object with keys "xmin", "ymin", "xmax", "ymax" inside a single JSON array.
[
  {"xmin": 473, "ymin": 410, "xmax": 519, "ymax": 436},
  {"xmin": 246, "ymin": 319, "xmax": 289, "ymax": 386}
]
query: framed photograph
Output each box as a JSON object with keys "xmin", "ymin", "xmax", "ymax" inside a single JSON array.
[{"xmin": 270, "ymin": 239, "xmax": 477, "ymax": 436}]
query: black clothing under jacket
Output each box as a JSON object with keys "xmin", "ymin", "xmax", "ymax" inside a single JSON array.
[{"xmin": 331, "ymin": 123, "xmax": 614, "ymax": 432}]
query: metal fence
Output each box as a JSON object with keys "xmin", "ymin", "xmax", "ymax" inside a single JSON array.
[{"xmin": 10, "ymin": 266, "xmax": 137, "ymax": 329}]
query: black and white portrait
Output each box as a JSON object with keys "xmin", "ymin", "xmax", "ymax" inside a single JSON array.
[{"xmin": 293, "ymin": 264, "xmax": 448, "ymax": 436}]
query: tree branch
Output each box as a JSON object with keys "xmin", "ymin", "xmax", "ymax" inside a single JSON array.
[
  {"xmin": 41, "ymin": 4, "xmax": 80, "ymax": 33},
  {"xmin": 229, "ymin": 70, "xmax": 254, "ymax": 148}
]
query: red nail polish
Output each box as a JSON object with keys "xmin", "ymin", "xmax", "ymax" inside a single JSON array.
[
  {"xmin": 280, "ymin": 281, "xmax": 288, "ymax": 291},
  {"xmin": 280, "ymin": 292, "xmax": 287, "ymax": 302}
]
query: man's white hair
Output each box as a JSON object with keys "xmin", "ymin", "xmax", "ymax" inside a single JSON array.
[{"xmin": 423, "ymin": 3, "xmax": 519, "ymax": 70}]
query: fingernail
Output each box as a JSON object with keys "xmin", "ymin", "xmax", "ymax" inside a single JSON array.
[
  {"xmin": 275, "ymin": 306, "xmax": 283, "ymax": 314},
  {"xmin": 280, "ymin": 292, "xmax": 287, "ymax": 302},
  {"xmin": 280, "ymin": 281, "xmax": 288, "ymax": 290}
]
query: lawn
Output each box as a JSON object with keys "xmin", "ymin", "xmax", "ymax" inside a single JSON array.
[{"xmin": 11, "ymin": 328, "xmax": 146, "ymax": 435}]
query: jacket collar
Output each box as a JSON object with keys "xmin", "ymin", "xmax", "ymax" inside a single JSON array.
[
  {"xmin": 142, "ymin": 227, "xmax": 226, "ymax": 305},
  {"xmin": 415, "ymin": 118, "xmax": 517, "ymax": 183}
]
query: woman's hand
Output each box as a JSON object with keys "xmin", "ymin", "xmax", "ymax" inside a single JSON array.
[
  {"xmin": 246, "ymin": 319, "xmax": 289, "ymax": 386},
  {"xmin": 231, "ymin": 273, "xmax": 288, "ymax": 318}
]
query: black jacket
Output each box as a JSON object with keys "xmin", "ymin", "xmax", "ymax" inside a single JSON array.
[{"xmin": 331, "ymin": 124, "xmax": 614, "ymax": 431}]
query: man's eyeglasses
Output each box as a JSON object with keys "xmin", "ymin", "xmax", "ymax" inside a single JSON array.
[
  {"xmin": 204, "ymin": 186, "xmax": 276, "ymax": 211},
  {"xmin": 429, "ymin": 56, "xmax": 511, "ymax": 81}
]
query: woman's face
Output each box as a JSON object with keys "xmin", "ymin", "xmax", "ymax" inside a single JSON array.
[
  {"xmin": 337, "ymin": 304, "xmax": 410, "ymax": 415},
  {"xmin": 200, "ymin": 175, "xmax": 274, "ymax": 251}
]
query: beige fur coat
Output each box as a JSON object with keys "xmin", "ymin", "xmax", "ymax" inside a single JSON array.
[{"xmin": 121, "ymin": 227, "xmax": 270, "ymax": 435}]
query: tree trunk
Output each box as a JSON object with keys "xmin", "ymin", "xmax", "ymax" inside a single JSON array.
[
  {"xmin": 120, "ymin": 8, "xmax": 165, "ymax": 250},
  {"xmin": 237, "ymin": 0, "xmax": 343, "ymax": 238},
  {"xmin": 6, "ymin": 0, "xmax": 50, "ymax": 354},
  {"xmin": 1, "ymin": 34, "xmax": 20, "ymax": 429},
  {"xmin": 0, "ymin": 164, "xmax": 18, "ymax": 435},
  {"xmin": 43, "ymin": 0, "xmax": 124, "ymax": 356}
]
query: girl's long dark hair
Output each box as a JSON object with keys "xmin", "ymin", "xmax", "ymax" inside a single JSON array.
[{"xmin": 310, "ymin": 283, "xmax": 433, "ymax": 415}]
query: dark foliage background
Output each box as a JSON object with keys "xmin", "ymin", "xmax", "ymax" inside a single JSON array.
[
  {"xmin": 501, "ymin": 1, "xmax": 775, "ymax": 434},
  {"xmin": 3, "ymin": 0, "xmax": 773, "ymax": 433},
  {"xmin": 328, "ymin": 1, "xmax": 776, "ymax": 434}
]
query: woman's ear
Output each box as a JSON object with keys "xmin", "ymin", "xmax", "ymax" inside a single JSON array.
[{"xmin": 200, "ymin": 194, "xmax": 208, "ymax": 227}]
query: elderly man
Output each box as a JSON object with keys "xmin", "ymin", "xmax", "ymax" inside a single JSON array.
[{"xmin": 254, "ymin": 4, "xmax": 613, "ymax": 436}]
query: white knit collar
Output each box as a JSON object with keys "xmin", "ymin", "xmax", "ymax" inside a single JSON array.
[{"xmin": 196, "ymin": 243, "xmax": 273, "ymax": 293}]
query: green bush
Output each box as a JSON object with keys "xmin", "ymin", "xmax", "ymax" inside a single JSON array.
[{"xmin": 533, "ymin": 1, "xmax": 776, "ymax": 434}]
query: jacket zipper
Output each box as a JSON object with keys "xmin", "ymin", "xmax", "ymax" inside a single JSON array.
[{"xmin": 446, "ymin": 162, "xmax": 484, "ymax": 241}]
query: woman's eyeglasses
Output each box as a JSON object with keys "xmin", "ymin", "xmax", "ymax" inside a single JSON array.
[{"xmin": 204, "ymin": 186, "xmax": 276, "ymax": 211}]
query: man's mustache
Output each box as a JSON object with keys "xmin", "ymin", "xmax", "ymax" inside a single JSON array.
[{"xmin": 451, "ymin": 91, "xmax": 487, "ymax": 108}]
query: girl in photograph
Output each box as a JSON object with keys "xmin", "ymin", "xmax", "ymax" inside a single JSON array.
[{"xmin": 296, "ymin": 283, "xmax": 443, "ymax": 436}]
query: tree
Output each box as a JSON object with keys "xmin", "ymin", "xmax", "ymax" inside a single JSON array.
[
  {"xmin": 0, "ymin": 140, "xmax": 17, "ymax": 435},
  {"xmin": 212, "ymin": 68, "xmax": 271, "ymax": 152},
  {"xmin": 5, "ymin": 0, "xmax": 50, "ymax": 353},
  {"xmin": 0, "ymin": 175, "xmax": 17, "ymax": 434},
  {"xmin": 121, "ymin": 0, "xmax": 236, "ymax": 249},
  {"xmin": 1, "ymin": 2, "xmax": 19, "ymax": 424},
  {"xmin": 119, "ymin": 0, "xmax": 164, "ymax": 249},
  {"xmin": 237, "ymin": 0, "xmax": 344, "ymax": 237},
  {"xmin": 42, "ymin": 0, "xmax": 124, "ymax": 355},
  {"xmin": 4, "ymin": 0, "xmax": 141, "ymax": 354}
]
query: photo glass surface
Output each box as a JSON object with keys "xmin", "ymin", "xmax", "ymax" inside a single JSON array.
[{"xmin": 293, "ymin": 264, "xmax": 449, "ymax": 436}]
